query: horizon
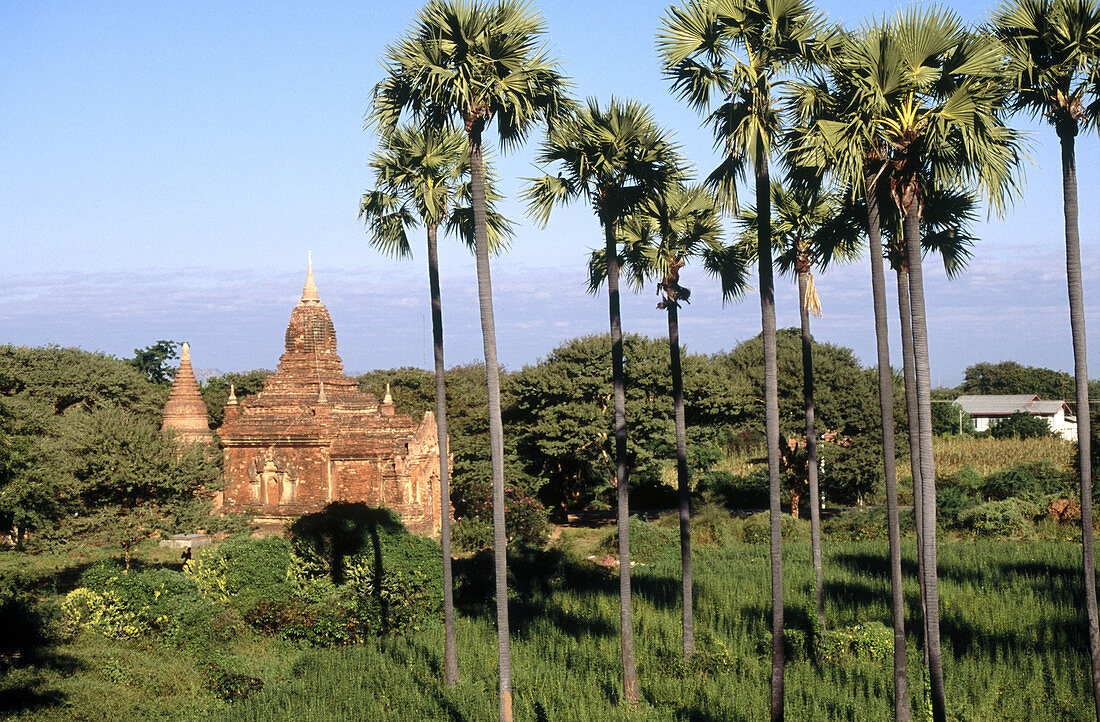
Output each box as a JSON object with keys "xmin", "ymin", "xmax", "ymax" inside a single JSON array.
[{"xmin": 4, "ymin": 0, "xmax": 1097, "ymax": 389}]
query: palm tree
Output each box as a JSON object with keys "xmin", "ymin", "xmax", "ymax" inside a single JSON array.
[
  {"xmin": 658, "ymin": 3, "xmax": 830, "ymax": 715},
  {"xmin": 594, "ymin": 183, "xmax": 749, "ymax": 661},
  {"xmin": 992, "ymin": 1, "xmax": 1100, "ymax": 714},
  {"xmin": 525, "ymin": 97, "xmax": 683, "ymax": 702},
  {"xmin": 742, "ymin": 178, "xmax": 861, "ymax": 629},
  {"xmin": 359, "ymin": 124, "xmax": 512, "ymax": 687},
  {"xmin": 874, "ymin": 12, "xmax": 1019, "ymax": 721},
  {"xmin": 372, "ymin": 3, "xmax": 571, "ymax": 718},
  {"xmin": 784, "ymin": 15, "xmax": 1017, "ymax": 717}
]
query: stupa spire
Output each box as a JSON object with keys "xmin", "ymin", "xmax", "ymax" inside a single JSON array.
[
  {"xmin": 301, "ymin": 251, "xmax": 320, "ymax": 305},
  {"xmin": 162, "ymin": 342, "xmax": 214, "ymax": 444}
]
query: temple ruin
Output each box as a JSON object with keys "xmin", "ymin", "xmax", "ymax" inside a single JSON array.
[{"xmin": 165, "ymin": 261, "xmax": 442, "ymax": 535}]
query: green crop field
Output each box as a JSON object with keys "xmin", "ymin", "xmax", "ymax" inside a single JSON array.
[{"xmin": 2, "ymin": 525, "xmax": 1094, "ymax": 721}]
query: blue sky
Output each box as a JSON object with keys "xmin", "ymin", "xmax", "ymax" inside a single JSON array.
[{"xmin": 2, "ymin": 0, "xmax": 1097, "ymax": 388}]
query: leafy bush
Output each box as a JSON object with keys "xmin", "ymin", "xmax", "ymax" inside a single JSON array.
[
  {"xmin": 599, "ymin": 516, "xmax": 678, "ymax": 565},
  {"xmin": 982, "ymin": 461, "xmax": 1068, "ymax": 502},
  {"xmin": 823, "ymin": 508, "xmax": 892, "ymax": 541},
  {"xmin": 451, "ymin": 516, "xmax": 493, "ymax": 552},
  {"xmin": 203, "ymin": 661, "xmax": 263, "ymax": 701},
  {"xmin": 990, "ymin": 411, "xmax": 1052, "ymax": 440},
  {"xmin": 960, "ymin": 498, "xmax": 1039, "ymax": 537},
  {"xmin": 285, "ymin": 503, "xmax": 443, "ymax": 640},
  {"xmin": 740, "ymin": 512, "xmax": 808, "ymax": 543},
  {"xmin": 0, "ymin": 580, "xmax": 51, "ymax": 664},
  {"xmin": 699, "ymin": 470, "xmax": 769, "ymax": 510},
  {"xmin": 816, "ymin": 621, "xmax": 894, "ymax": 666},
  {"xmin": 185, "ymin": 534, "xmax": 293, "ymax": 616}
]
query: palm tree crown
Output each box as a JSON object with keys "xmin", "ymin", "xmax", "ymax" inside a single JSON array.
[{"xmin": 372, "ymin": 0, "xmax": 571, "ymax": 144}]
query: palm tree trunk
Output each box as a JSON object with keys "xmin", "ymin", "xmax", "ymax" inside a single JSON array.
[
  {"xmin": 757, "ymin": 156, "xmax": 785, "ymax": 722},
  {"xmin": 903, "ymin": 196, "xmax": 944, "ymax": 722},
  {"xmin": 426, "ymin": 222, "xmax": 458, "ymax": 687},
  {"xmin": 864, "ymin": 179, "xmax": 910, "ymax": 722},
  {"xmin": 797, "ymin": 269, "xmax": 825, "ymax": 632},
  {"xmin": 606, "ymin": 217, "xmax": 639, "ymax": 704},
  {"xmin": 468, "ymin": 124, "xmax": 513, "ymax": 722},
  {"xmin": 896, "ymin": 264, "xmax": 930, "ymax": 679},
  {"xmin": 667, "ymin": 300, "xmax": 694, "ymax": 660},
  {"xmin": 1058, "ymin": 127, "xmax": 1100, "ymax": 721}
]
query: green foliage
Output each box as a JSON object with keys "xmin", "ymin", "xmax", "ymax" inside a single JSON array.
[
  {"xmin": 991, "ymin": 411, "xmax": 1053, "ymax": 440},
  {"xmin": 0, "ymin": 344, "xmax": 162, "ymax": 417},
  {"xmin": 450, "ymin": 516, "xmax": 493, "ymax": 553},
  {"xmin": 982, "ymin": 461, "xmax": 1069, "ymax": 502},
  {"xmin": 698, "ymin": 469, "xmax": 769, "ymax": 509},
  {"xmin": 203, "ymin": 661, "xmax": 263, "ymax": 701},
  {"xmin": 721, "ymin": 330, "xmax": 882, "ymax": 502},
  {"xmin": 510, "ymin": 334, "xmax": 750, "ymax": 513},
  {"xmin": 127, "ymin": 340, "xmax": 180, "ymax": 386},
  {"xmin": 201, "ymin": 370, "xmax": 271, "ymax": 427},
  {"xmin": 739, "ymin": 511, "xmax": 809, "ymax": 544},
  {"xmin": 960, "ymin": 498, "xmax": 1040, "ymax": 537},
  {"xmin": 816, "ymin": 621, "xmax": 894, "ymax": 667},
  {"xmin": 962, "ymin": 361, "xmax": 1075, "ymax": 403}
]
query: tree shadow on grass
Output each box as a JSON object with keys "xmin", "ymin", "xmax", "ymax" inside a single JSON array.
[
  {"xmin": 830, "ymin": 552, "xmax": 920, "ymax": 580},
  {"xmin": 454, "ymin": 546, "xmax": 622, "ymax": 640}
]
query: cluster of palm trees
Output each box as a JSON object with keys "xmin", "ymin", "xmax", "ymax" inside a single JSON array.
[{"xmin": 362, "ymin": 0, "xmax": 1100, "ymax": 720}]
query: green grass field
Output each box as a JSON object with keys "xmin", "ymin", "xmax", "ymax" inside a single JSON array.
[{"xmin": 2, "ymin": 525, "xmax": 1095, "ymax": 721}]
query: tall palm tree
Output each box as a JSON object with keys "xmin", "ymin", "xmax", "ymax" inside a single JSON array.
[
  {"xmin": 359, "ymin": 124, "xmax": 512, "ymax": 687},
  {"xmin": 784, "ymin": 15, "xmax": 1017, "ymax": 717},
  {"xmin": 658, "ymin": 3, "xmax": 830, "ymax": 715},
  {"xmin": 525, "ymin": 97, "xmax": 683, "ymax": 702},
  {"xmin": 876, "ymin": 12, "xmax": 1020, "ymax": 721},
  {"xmin": 372, "ymin": 3, "xmax": 571, "ymax": 718},
  {"xmin": 992, "ymin": 1, "xmax": 1100, "ymax": 714},
  {"xmin": 743, "ymin": 178, "xmax": 861, "ymax": 628},
  {"xmin": 594, "ymin": 183, "xmax": 749, "ymax": 661}
]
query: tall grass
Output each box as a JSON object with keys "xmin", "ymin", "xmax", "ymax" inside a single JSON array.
[
  {"xmin": 932, "ymin": 435, "xmax": 1075, "ymax": 477},
  {"xmin": 3, "ymin": 529, "xmax": 1093, "ymax": 721}
]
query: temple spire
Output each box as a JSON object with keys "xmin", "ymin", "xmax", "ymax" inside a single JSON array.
[{"xmin": 301, "ymin": 251, "xmax": 320, "ymax": 305}]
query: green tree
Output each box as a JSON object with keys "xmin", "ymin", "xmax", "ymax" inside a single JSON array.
[
  {"xmin": 372, "ymin": 3, "xmax": 571, "ymax": 716},
  {"xmin": 0, "ymin": 344, "xmax": 162, "ymax": 417},
  {"xmin": 962, "ymin": 360, "xmax": 1076, "ymax": 402},
  {"xmin": 525, "ymin": 97, "xmax": 683, "ymax": 702},
  {"xmin": 990, "ymin": 411, "xmax": 1054, "ymax": 439},
  {"xmin": 201, "ymin": 370, "xmax": 272, "ymax": 427},
  {"xmin": 658, "ymin": 2, "xmax": 832, "ymax": 713},
  {"xmin": 128, "ymin": 340, "xmax": 180, "ymax": 386}
]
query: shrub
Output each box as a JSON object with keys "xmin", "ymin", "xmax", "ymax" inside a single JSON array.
[
  {"xmin": 699, "ymin": 470, "xmax": 769, "ymax": 510},
  {"xmin": 960, "ymin": 498, "xmax": 1039, "ymax": 537},
  {"xmin": 287, "ymin": 503, "xmax": 443, "ymax": 639},
  {"xmin": 599, "ymin": 516, "xmax": 678, "ymax": 565},
  {"xmin": 990, "ymin": 411, "xmax": 1052, "ymax": 440},
  {"xmin": 185, "ymin": 534, "xmax": 293, "ymax": 616},
  {"xmin": 203, "ymin": 661, "xmax": 263, "ymax": 701},
  {"xmin": 0, "ymin": 581, "xmax": 50, "ymax": 664},
  {"xmin": 823, "ymin": 508, "xmax": 889, "ymax": 541},
  {"xmin": 982, "ymin": 461, "xmax": 1068, "ymax": 502},
  {"xmin": 816, "ymin": 621, "xmax": 894, "ymax": 666},
  {"xmin": 740, "ymin": 512, "xmax": 808, "ymax": 544},
  {"xmin": 451, "ymin": 516, "xmax": 493, "ymax": 552}
]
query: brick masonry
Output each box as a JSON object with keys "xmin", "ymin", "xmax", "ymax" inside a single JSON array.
[{"xmin": 213, "ymin": 264, "xmax": 442, "ymax": 535}]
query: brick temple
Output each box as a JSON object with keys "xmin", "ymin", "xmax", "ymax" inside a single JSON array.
[{"xmin": 185, "ymin": 261, "xmax": 443, "ymax": 534}]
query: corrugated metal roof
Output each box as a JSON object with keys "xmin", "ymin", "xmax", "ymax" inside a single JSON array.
[
  {"xmin": 955, "ymin": 394, "xmax": 1038, "ymax": 415},
  {"xmin": 954, "ymin": 394, "xmax": 1070, "ymax": 416}
]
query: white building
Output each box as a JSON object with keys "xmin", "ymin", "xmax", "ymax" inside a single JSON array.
[{"xmin": 954, "ymin": 394, "xmax": 1078, "ymax": 441}]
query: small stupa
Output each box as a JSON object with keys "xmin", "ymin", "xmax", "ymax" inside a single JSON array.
[{"xmin": 162, "ymin": 342, "xmax": 214, "ymax": 444}]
